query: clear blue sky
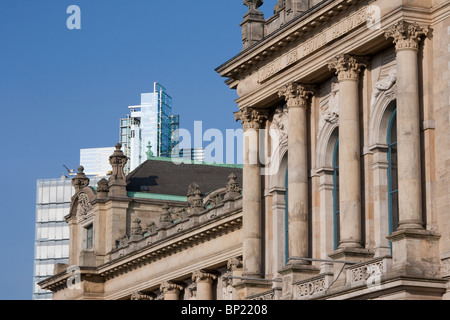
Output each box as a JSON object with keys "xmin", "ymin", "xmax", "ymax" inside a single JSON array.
[{"xmin": 0, "ymin": 0, "xmax": 279, "ymax": 300}]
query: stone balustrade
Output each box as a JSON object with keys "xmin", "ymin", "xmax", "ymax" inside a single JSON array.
[
  {"xmin": 346, "ymin": 257, "xmax": 392, "ymax": 286},
  {"xmin": 110, "ymin": 195, "xmax": 242, "ymax": 261}
]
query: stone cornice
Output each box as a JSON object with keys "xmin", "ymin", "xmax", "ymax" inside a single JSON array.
[
  {"xmin": 99, "ymin": 212, "xmax": 243, "ymax": 281},
  {"xmin": 216, "ymin": 0, "xmax": 364, "ymax": 81}
]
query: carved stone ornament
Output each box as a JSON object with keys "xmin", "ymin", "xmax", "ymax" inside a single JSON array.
[
  {"xmin": 76, "ymin": 193, "xmax": 93, "ymax": 220},
  {"xmin": 190, "ymin": 187, "xmax": 204, "ymax": 210},
  {"xmin": 97, "ymin": 178, "xmax": 109, "ymax": 193},
  {"xmin": 243, "ymin": 0, "xmax": 263, "ymax": 13},
  {"xmin": 159, "ymin": 205, "xmax": 173, "ymax": 228},
  {"xmin": 227, "ymin": 257, "xmax": 243, "ymax": 271},
  {"xmin": 130, "ymin": 291, "xmax": 154, "ymax": 300},
  {"xmin": 109, "ymin": 143, "xmax": 128, "ymax": 183},
  {"xmin": 270, "ymin": 105, "xmax": 289, "ymax": 141},
  {"xmin": 385, "ymin": 21, "xmax": 429, "ymax": 52},
  {"xmin": 234, "ymin": 107, "xmax": 269, "ymax": 130},
  {"xmin": 278, "ymin": 83, "xmax": 313, "ymax": 109},
  {"xmin": 72, "ymin": 166, "xmax": 90, "ymax": 191},
  {"xmin": 224, "ymin": 173, "xmax": 241, "ymax": 200},
  {"xmin": 186, "ymin": 282, "xmax": 197, "ymax": 300},
  {"xmin": 328, "ymin": 54, "xmax": 367, "ymax": 81},
  {"xmin": 370, "ymin": 68, "xmax": 397, "ymax": 110},
  {"xmin": 146, "ymin": 221, "xmax": 157, "ymax": 234},
  {"xmin": 319, "ymin": 79, "xmax": 340, "ymax": 134},
  {"xmin": 192, "ymin": 270, "xmax": 217, "ymax": 284},
  {"xmin": 131, "ymin": 218, "xmax": 143, "ymax": 236}
]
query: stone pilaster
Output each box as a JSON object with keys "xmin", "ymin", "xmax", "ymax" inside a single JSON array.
[
  {"xmin": 160, "ymin": 281, "xmax": 183, "ymax": 300},
  {"xmin": 328, "ymin": 54, "xmax": 367, "ymax": 249},
  {"xmin": 235, "ymin": 107, "xmax": 269, "ymax": 279},
  {"xmin": 192, "ymin": 270, "xmax": 217, "ymax": 300},
  {"xmin": 278, "ymin": 83, "xmax": 313, "ymax": 266}
]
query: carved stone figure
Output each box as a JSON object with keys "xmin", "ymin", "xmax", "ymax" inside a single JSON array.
[
  {"xmin": 76, "ymin": 193, "xmax": 93, "ymax": 220},
  {"xmin": 370, "ymin": 68, "xmax": 397, "ymax": 110},
  {"xmin": 271, "ymin": 105, "xmax": 289, "ymax": 142},
  {"xmin": 159, "ymin": 205, "xmax": 173, "ymax": 228}
]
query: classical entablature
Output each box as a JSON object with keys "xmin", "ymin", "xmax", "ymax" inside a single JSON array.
[{"xmin": 216, "ymin": 0, "xmax": 436, "ymax": 110}]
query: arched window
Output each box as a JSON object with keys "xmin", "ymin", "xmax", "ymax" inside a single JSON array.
[
  {"xmin": 332, "ymin": 138, "xmax": 340, "ymax": 250},
  {"xmin": 387, "ymin": 109, "xmax": 398, "ymax": 235}
]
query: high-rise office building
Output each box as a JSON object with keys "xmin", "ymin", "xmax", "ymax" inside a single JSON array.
[
  {"xmin": 80, "ymin": 147, "xmax": 115, "ymax": 176},
  {"xmin": 179, "ymin": 148, "xmax": 205, "ymax": 162},
  {"xmin": 120, "ymin": 83, "xmax": 180, "ymax": 174},
  {"xmin": 33, "ymin": 174, "xmax": 103, "ymax": 300}
]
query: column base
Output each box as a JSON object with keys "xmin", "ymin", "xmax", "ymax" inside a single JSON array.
[
  {"xmin": 233, "ymin": 280, "xmax": 273, "ymax": 300},
  {"xmin": 278, "ymin": 264, "xmax": 320, "ymax": 300},
  {"xmin": 386, "ymin": 228, "xmax": 441, "ymax": 278}
]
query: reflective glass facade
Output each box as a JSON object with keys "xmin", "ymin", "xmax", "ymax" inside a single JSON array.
[
  {"xmin": 80, "ymin": 147, "xmax": 115, "ymax": 176},
  {"xmin": 33, "ymin": 176, "xmax": 102, "ymax": 300},
  {"xmin": 120, "ymin": 83, "xmax": 180, "ymax": 173}
]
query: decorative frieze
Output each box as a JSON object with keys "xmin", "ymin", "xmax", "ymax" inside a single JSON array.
[
  {"xmin": 295, "ymin": 275, "xmax": 327, "ymax": 299},
  {"xmin": 328, "ymin": 54, "xmax": 367, "ymax": 81},
  {"xmin": 257, "ymin": 5, "xmax": 370, "ymax": 83},
  {"xmin": 278, "ymin": 83, "xmax": 313, "ymax": 109},
  {"xmin": 385, "ymin": 21, "xmax": 429, "ymax": 52},
  {"xmin": 251, "ymin": 291, "xmax": 275, "ymax": 300},
  {"xmin": 347, "ymin": 258, "xmax": 391, "ymax": 285},
  {"xmin": 234, "ymin": 107, "xmax": 269, "ymax": 130}
]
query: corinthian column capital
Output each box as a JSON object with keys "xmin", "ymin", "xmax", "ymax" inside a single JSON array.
[
  {"xmin": 159, "ymin": 281, "xmax": 183, "ymax": 295},
  {"xmin": 385, "ymin": 21, "xmax": 429, "ymax": 52},
  {"xmin": 234, "ymin": 107, "xmax": 269, "ymax": 130},
  {"xmin": 192, "ymin": 270, "xmax": 217, "ymax": 284},
  {"xmin": 278, "ymin": 82, "xmax": 313, "ymax": 109},
  {"xmin": 328, "ymin": 54, "xmax": 367, "ymax": 81}
]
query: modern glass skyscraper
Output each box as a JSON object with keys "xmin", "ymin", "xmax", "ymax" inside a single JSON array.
[
  {"xmin": 33, "ymin": 175, "xmax": 103, "ymax": 300},
  {"xmin": 80, "ymin": 147, "xmax": 115, "ymax": 176},
  {"xmin": 120, "ymin": 83, "xmax": 180, "ymax": 174}
]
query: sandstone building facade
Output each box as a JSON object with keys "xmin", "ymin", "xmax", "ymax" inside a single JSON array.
[{"xmin": 40, "ymin": 0, "xmax": 449, "ymax": 300}]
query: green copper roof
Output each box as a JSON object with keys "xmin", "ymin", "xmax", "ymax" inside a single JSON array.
[{"xmin": 128, "ymin": 192, "xmax": 187, "ymax": 202}]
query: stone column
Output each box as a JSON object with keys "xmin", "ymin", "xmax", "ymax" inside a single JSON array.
[
  {"xmin": 278, "ymin": 83, "xmax": 313, "ymax": 264},
  {"xmin": 235, "ymin": 107, "xmax": 268, "ymax": 278},
  {"xmin": 160, "ymin": 281, "xmax": 183, "ymax": 300},
  {"xmin": 192, "ymin": 270, "xmax": 217, "ymax": 300},
  {"xmin": 385, "ymin": 21, "xmax": 429, "ymax": 230},
  {"xmin": 328, "ymin": 54, "xmax": 367, "ymax": 249}
]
